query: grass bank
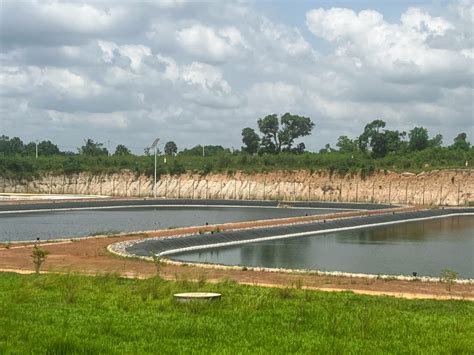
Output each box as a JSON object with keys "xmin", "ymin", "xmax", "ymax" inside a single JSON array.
[{"xmin": 0, "ymin": 272, "xmax": 473, "ymax": 353}]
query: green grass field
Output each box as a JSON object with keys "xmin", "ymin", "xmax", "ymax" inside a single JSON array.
[{"xmin": 0, "ymin": 272, "xmax": 473, "ymax": 354}]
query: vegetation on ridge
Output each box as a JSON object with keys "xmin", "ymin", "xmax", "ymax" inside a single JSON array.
[{"xmin": 0, "ymin": 116, "xmax": 472, "ymax": 179}]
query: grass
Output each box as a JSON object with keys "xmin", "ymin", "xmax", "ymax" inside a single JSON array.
[{"xmin": 0, "ymin": 272, "xmax": 473, "ymax": 354}]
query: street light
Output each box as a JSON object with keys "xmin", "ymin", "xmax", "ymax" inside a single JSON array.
[{"xmin": 150, "ymin": 137, "xmax": 160, "ymax": 198}]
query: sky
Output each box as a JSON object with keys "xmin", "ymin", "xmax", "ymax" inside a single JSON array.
[{"xmin": 0, "ymin": 0, "xmax": 473, "ymax": 154}]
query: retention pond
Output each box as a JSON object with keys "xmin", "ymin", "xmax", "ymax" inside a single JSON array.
[
  {"xmin": 0, "ymin": 205, "xmax": 345, "ymax": 242},
  {"xmin": 172, "ymin": 215, "xmax": 474, "ymax": 278}
]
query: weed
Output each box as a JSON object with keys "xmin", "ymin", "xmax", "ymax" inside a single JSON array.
[
  {"xmin": 278, "ymin": 287, "xmax": 293, "ymax": 300},
  {"xmin": 60, "ymin": 274, "xmax": 79, "ymax": 304},
  {"xmin": 440, "ymin": 269, "xmax": 458, "ymax": 292},
  {"xmin": 197, "ymin": 273, "xmax": 207, "ymax": 288},
  {"xmin": 31, "ymin": 242, "xmax": 49, "ymax": 274},
  {"xmin": 151, "ymin": 254, "xmax": 166, "ymax": 277}
]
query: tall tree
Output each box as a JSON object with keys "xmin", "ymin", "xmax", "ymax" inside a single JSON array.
[
  {"xmin": 358, "ymin": 120, "xmax": 386, "ymax": 153},
  {"xmin": 241, "ymin": 128, "xmax": 260, "ymax": 154},
  {"xmin": 408, "ymin": 127, "xmax": 429, "ymax": 151},
  {"xmin": 357, "ymin": 120, "xmax": 406, "ymax": 158},
  {"xmin": 257, "ymin": 113, "xmax": 314, "ymax": 153},
  {"xmin": 79, "ymin": 139, "xmax": 109, "ymax": 156},
  {"xmin": 114, "ymin": 144, "xmax": 131, "ymax": 156},
  {"xmin": 257, "ymin": 114, "xmax": 279, "ymax": 153},
  {"xmin": 164, "ymin": 141, "xmax": 178, "ymax": 156},
  {"xmin": 451, "ymin": 132, "xmax": 471, "ymax": 151}
]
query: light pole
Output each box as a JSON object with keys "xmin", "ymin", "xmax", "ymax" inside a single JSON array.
[
  {"xmin": 35, "ymin": 140, "xmax": 38, "ymax": 159},
  {"xmin": 150, "ymin": 138, "xmax": 160, "ymax": 198}
]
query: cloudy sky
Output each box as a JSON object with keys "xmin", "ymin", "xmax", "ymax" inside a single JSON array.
[{"xmin": 0, "ymin": 0, "xmax": 472, "ymax": 153}]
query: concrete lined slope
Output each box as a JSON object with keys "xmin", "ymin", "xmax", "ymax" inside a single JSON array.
[{"xmin": 125, "ymin": 208, "xmax": 474, "ymax": 258}]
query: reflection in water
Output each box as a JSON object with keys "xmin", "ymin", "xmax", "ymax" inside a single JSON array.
[
  {"xmin": 174, "ymin": 216, "xmax": 474, "ymax": 278},
  {"xmin": 0, "ymin": 206, "xmax": 339, "ymax": 242},
  {"xmin": 341, "ymin": 216, "xmax": 470, "ymax": 244}
]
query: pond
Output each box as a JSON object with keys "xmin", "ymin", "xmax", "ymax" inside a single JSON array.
[
  {"xmin": 0, "ymin": 206, "xmax": 343, "ymax": 242},
  {"xmin": 173, "ymin": 215, "xmax": 474, "ymax": 278}
]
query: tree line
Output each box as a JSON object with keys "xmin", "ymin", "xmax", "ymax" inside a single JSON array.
[
  {"xmin": 241, "ymin": 115, "xmax": 471, "ymax": 157},
  {"xmin": 1, "ymin": 113, "xmax": 472, "ymax": 160}
]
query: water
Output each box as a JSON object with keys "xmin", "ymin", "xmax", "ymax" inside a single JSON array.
[
  {"xmin": 173, "ymin": 216, "xmax": 474, "ymax": 278},
  {"xmin": 0, "ymin": 206, "xmax": 340, "ymax": 242}
]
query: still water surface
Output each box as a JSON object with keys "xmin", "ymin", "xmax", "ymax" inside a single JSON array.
[
  {"xmin": 0, "ymin": 206, "xmax": 337, "ymax": 242},
  {"xmin": 174, "ymin": 216, "xmax": 474, "ymax": 278}
]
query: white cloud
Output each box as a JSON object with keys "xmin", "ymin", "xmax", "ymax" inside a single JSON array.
[
  {"xmin": 47, "ymin": 110, "xmax": 130, "ymax": 129},
  {"xmin": 0, "ymin": 1, "xmax": 472, "ymax": 151},
  {"xmin": 305, "ymin": 6, "xmax": 472, "ymax": 86},
  {"xmin": 176, "ymin": 25, "xmax": 247, "ymax": 63},
  {"xmin": 247, "ymin": 82, "xmax": 303, "ymax": 110},
  {"xmin": 181, "ymin": 62, "xmax": 243, "ymax": 108}
]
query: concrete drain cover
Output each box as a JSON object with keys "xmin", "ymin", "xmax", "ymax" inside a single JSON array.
[{"xmin": 173, "ymin": 292, "xmax": 222, "ymax": 302}]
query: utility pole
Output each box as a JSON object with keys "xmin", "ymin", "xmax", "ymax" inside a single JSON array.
[
  {"xmin": 35, "ymin": 140, "xmax": 38, "ymax": 159},
  {"xmin": 202, "ymin": 145, "xmax": 205, "ymax": 157},
  {"xmin": 150, "ymin": 138, "xmax": 160, "ymax": 198}
]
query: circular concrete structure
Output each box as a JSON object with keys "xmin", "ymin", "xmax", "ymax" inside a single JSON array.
[{"xmin": 173, "ymin": 292, "xmax": 222, "ymax": 302}]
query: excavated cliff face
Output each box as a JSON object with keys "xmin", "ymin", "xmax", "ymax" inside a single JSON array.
[{"xmin": 1, "ymin": 169, "xmax": 473, "ymax": 206}]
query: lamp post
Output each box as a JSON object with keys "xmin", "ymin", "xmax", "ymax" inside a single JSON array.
[{"xmin": 150, "ymin": 138, "xmax": 160, "ymax": 198}]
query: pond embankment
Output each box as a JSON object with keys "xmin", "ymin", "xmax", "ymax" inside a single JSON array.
[{"xmin": 1, "ymin": 169, "xmax": 473, "ymax": 205}]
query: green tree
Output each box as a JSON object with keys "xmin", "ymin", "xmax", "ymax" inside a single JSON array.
[
  {"xmin": 241, "ymin": 128, "xmax": 260, "ymax": 154},
  {"xmin": 336, "ymin": 136, "xmax": 357, "ymax": 153},
  {"xmin": 408, "ymin": 127, "xmax": 429, "ymax": 151},
  {"xmin": 114, "ymin": 144, "xmax": 131, "ymax": 156},
  {"xmin": 358, "ymin": 121, "xmax": 406, "ymax": 158},
  {"xmin": 257, "ymin": 113, "xmax": 314, "ymax": 153},
  {"xmin": 428, "ymin": 134, "xmax": 443, "ymax": 148},
  {"xmin": 384, "ymin": 130, "xmax": 406, "ymax": 153},
  {"xmin": 180, "ymin": 145, "xmax": 229, "ymax": 156},
  {"xmin": 358, "ymin": 120, "xmax": 386, "ymax": 153},
  {"xmin": 38, "ymin": 140, "xmax": 60, "ymax": 155},
  {"xmin": 292, "ymin": 142, "xmax": 306, "ymax": 154},
  {"xmin": 370, "ymin": 133, "xmax": 389, "ymax": 158},
  {"xmin": 164, "ymin": 141, "xmax": 178, "ymax": 156},
  {"xmin": 451, "ymin": 132, "xmax": 470, "ymax": 151},
  {"xmin": 257, "ymin": 114, "xmax": 279, "ymax": 153},
  {"xmin": 78, "ymin": 139, "xmax": 109, "ymax": 156},
  {"xmin": 0, "ymin": 136, "xmax": 25, "ymax": 155}
]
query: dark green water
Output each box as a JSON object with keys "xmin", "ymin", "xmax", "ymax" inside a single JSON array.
[
  {"xmin": 0, "ymin": 206, "xmax": 339, "ymax": 242},
  {"xmin": 174, "ymin": 215, "xmax": 474, "ymax": 278}
]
